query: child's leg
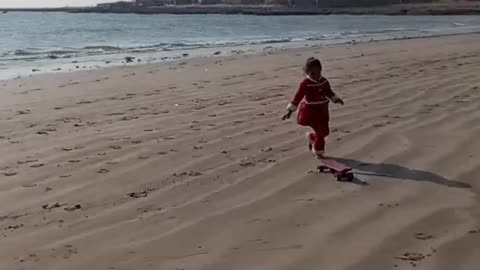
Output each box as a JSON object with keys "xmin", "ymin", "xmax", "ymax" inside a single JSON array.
[
  {"xmin": 311, "ymin": 123, "xmax": 329, "ymax": 157},
  {"xmin": 305, "ymin": 132, "xmax": 314, "ymax": 151},
  {"xmin": 312, "ymin": 133, "xmax": 325, "ymax": 156}
]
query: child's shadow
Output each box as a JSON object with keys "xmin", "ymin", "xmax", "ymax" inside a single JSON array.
[{"xmin": 334, "ymin": 158, "xmax": 471, "ymax": 189}]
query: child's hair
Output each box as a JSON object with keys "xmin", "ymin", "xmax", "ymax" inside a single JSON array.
[{"xmin": 304, "ymin": 57, "xmax": 322, "ymax": 73}]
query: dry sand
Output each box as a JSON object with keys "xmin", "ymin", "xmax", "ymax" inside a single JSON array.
[{"xmin": 0, "ymin": 34, "xmax": 479, "ymax": 270}]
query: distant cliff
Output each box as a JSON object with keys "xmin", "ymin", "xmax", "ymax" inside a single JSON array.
[
  {"xmin": 1, "ymin": 1, "xmax": 480, "ymax": 15},
  {"xmin": 96, "ymin": 0, "xmax": 480, "ymax": 9}
]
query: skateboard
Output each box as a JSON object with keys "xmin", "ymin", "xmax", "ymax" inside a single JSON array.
[{"xmin": 317, "ymin": 158, "xmax": 354, "ymax": 182}]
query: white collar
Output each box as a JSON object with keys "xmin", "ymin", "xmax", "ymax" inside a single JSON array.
[{"xmin": 307, "ymin": 75, "xmax": 324, "ymax": 84}]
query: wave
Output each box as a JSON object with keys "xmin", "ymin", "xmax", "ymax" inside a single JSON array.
[
  {"xmin": 14, "ymin": 49, "xmax": 40, "ymax": 56},
  {"xmin": 83, "ymin": 45, "xmax": 123, "ymax": 51},
  {"xmin": 1, "ymin": 26, "xmax": 477, "ymax": 63}
]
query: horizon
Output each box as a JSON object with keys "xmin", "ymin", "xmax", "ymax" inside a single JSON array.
[{"xmin": 0, "ymin": 0, "xmax": 117, "ymax": 8}]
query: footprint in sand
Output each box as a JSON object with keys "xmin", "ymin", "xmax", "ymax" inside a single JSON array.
[
  {"xmin": 18, "ymin": 159, "xmax": 39, "ymax": 165},
  {"xmin": 49, "ymin": 244, "xmax": 79, "ymax": 259},
  {"xmin": 414, "ymin": 233, "xmax": 434, "ymax": 240},
  {"xmin": 240, "ymin": 160, "xmax": 256, "ymax": 168},
  {"xmin": 30, "ymin": 164, "xmax": 45, "ymax": 168},
  {"xmin": 64, "ymin": 204, "xmax": 82, "ymax": 212},
  {"xmin": 395, "ymin": 252, "xmax": 426, "ymax": 262},
  {"xmin": 120, "ymin": 116, "xmax": 139, "ymax": 121},
  {"xmin": 16, "ymin": 109, "xmax": 31, "ymax": 115},
  {"xmin": 128, "ymin": 191, "xmax": 148, "ymax": 198},
  {"xmin": 379, "ymin": 203, "xmax": 400, "ymax": 208},
  {"xmin": 218, "ymin": 100, "xmax": 232, "ymax": 106},
  {"xmin": 42, "ymin": 202, "xmax": 64, "ymax": 210},
  {"xmin": 468, "ymin": 228, "xmax": 479, "ymax": 234},
  {"xmin": 76, "ymin": 100, "xmax": 92, "ymax": 105},
  {"xmin": 173, "ymin": 171, "xmax": 202, "ymax": 177},
  {"xmin": 106, "ymin": 112, "xmax": 125, "ymax": 116},
  {"xmin": 37, "ymin": 130, "xmax": 50, "ymax": 135},
  {"xmin": 3, "ymin": 171, "xmax": 18, "ymax": 176}
]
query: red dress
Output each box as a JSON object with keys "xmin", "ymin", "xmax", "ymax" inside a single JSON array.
[{"xmin": 287, "ymin": 76, "xmax": 338, "ymax": 153}]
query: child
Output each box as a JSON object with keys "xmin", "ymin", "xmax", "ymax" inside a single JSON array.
[{"xmin": 282, "ymin": 57, "xmax": 344, "ymax": 158}]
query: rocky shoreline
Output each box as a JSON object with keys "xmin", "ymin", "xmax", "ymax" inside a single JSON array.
[{"xmin": 1, "ymin": 2, "xmax": 480, "ymax": 16}]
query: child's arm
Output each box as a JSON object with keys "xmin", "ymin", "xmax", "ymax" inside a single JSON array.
[
  {"xmin": 282, "ymin": 81, "xmax": 307, "ymax": 120},
  {"xmin": 324, "ymin": 80, "xmax": 344, "ymax": 105}
]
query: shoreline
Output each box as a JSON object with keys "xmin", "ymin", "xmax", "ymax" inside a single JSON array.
[
  {"xmin": 4, "ymin": 31, "xmax": 479, "ymax": 81},
  {"xmin": 1, "ymin": 2, "xmax": 480, "ymax": 16}
]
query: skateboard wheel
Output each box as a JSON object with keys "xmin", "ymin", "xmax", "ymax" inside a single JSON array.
[
  {"xmin": 317, "ymin": 166, "xmax": 329, "ymax": 173},
  {"xmin": 337, "ymin": 173, "xmax": 354, "ymax": 182}
]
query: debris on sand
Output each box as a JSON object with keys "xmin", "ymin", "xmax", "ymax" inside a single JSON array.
[{"xmin": 395, "ymin": 252, "xmax": 425, "ymax": 261}]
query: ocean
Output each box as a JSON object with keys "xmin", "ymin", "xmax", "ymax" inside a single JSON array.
[{"xmin": 1, "ymin": 12, "xmax": 480, "ymax": 79}]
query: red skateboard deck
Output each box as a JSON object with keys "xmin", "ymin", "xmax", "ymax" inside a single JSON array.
[{"xmin": 317, "ymin": 158, "xmax": 354, "ymax": 181}]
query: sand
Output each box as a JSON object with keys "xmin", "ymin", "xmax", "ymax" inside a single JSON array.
[{"xmin": 0, "ymin": 34, "xmax": 479, "ymax": 270}]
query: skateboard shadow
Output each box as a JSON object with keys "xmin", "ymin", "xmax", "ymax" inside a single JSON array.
[{"xmin": 334, "ymin": 158, "xmax": 472, "ymax": 189}]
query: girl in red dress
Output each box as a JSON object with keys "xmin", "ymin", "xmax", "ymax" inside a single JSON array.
[{"xmin": 282, "ymin": 57, "xmax": 344, "ymax": 158}]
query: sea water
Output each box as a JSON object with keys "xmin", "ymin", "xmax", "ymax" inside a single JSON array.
[{"xmin": 1, "ymin": 12, "xmax": 480, "ymax": 79}]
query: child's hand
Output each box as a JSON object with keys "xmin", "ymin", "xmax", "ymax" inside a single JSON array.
[
  {"xmin": 282, "ymin": 111, "xmax": 293, "ymax": 120},
  {"xmin": 335, "ymin": 98, "xmax": 344, "ymax": 105}
]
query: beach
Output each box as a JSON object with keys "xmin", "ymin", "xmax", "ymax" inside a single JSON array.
[{"xmin": 1, "ymin": 33, "xmax": 479, "ymax": 270}]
